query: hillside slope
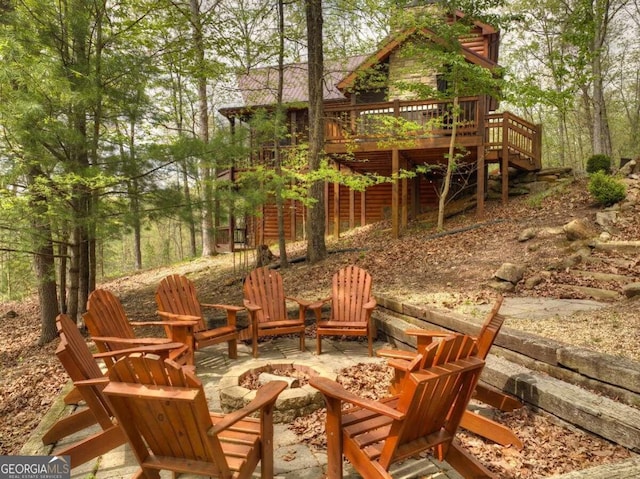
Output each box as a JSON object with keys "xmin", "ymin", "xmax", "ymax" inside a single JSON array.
[{"xmin": 1, "ymin": 176, "xmax": 639, "ymax": 456}]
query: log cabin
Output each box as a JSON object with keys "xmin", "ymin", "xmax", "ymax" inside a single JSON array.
[{"xmin": 217, "ymin": 11, "xmax": 541, "ymax": 251}]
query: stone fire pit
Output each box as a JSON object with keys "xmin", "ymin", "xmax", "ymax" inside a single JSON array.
[{"xmin": 219, "ymin": 360, "xmax": 336, "ymax": 423}]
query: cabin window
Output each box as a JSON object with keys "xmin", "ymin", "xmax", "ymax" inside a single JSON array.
[{"xmin": 436, "ymin": 73, "xmax": 449, "ymax": 93}]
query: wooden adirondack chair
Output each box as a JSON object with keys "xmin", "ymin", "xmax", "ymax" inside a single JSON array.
[
  {"xmin": 377, "ymin": 295, "xmax": 524, "ymax": 448},
  {"xmin": 84, "ymin": 288, "xmax": 194, "ymax": 367},
  {"xmin": 43, "ymin": 314, "xmax": 184, "ymax": 468},
  {"xmin": 310, "ymin": 335, "xmax": 496, "ymax": 479},
  {"xmin": 242, "ymin": 267, "xmax": 311, "ymax": 358},
  {"xmin": 155, "ymin": 274, "xmax": 242, "ymax": 359},
  {"xmin": 102, "ymin": 353, "xmax": 287, "ymax": 479},
  {"xmin": 309, "ymin": 265, "xmax": 377, "ymax": 356}
]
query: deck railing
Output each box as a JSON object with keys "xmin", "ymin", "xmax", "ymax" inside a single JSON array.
[
  {"xmin": 324, "ymin": 97, "xmax": 480, "ymax": 143},
  {"xmin": 485, "ymin": 112, "xmax": 542, "ymax": 169}
]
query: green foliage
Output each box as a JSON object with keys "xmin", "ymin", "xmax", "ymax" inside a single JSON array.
[
  {"xmin": 586, "ymin": 154, "xmax": 611, "ymax": 174},
  {"xmin": 588, "ymin": 171, "xmax": 626, "ymax": 206}
]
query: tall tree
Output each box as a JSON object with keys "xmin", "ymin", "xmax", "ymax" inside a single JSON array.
[
  {"xmin": 190, "ymin": 0, "xmax": 216, "ymax": 256},
  {"xmin": 305, "ymin": 0, "xmax": 327, "ymax": 263}
]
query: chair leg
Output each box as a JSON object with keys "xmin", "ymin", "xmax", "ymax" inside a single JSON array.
[
  {"xmin": 317, "ymin": 334, "xmax": 322, "ymax": 355},
  {"xmin": 474, "ymin": 383, "xmax": 523, "ymax": 412},
  {"xmin": 42, "ymin": 408, "xmax": 97, "ymax": 445},
  {"xmin": 445, "ymin": 439, "xmax": 497, "ymax": 479},
  {"xmin": 228, "ymin": 338, "xmax": 238, "ymax": 359},
  {"xmin": 252, "ymin": 336, "xmax": 259, "ymax": 358},
  {"xmin": 59, "ymin": 426, "xmax": 126, "ymax": 469},
  {"xmin": 459, "ymin": 410, "xmax": 523, "ymax": 449},
  {"xmin": 368, "ymin": 331, "xmax": 373, "ymax": 357},
  {"xmin": 300, "ymin": 330, "xmax": 305, "ymax": 352}
]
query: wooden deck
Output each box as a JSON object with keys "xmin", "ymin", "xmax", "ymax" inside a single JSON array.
[{"xmin": 323, "ymin": 97, "xmax": 541, "ymax": 174}]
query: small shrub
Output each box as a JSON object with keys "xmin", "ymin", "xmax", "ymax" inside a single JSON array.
[
  {"xmin": 588, "ymin": 171, "xmax": 627, "ymax": 206},
  {"xmin": 586, "ymin": 154, "xmax": 611, "ymax": 174}
]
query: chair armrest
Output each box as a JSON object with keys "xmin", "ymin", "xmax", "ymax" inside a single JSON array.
[
  {"xmin": 309, "ymin": 376, "xmax": 404, "ymax": 420},
  {"xmin": 209, "ymin": 381, "xmax": 288, "ymax": 435},
  {"xmin": 74, "ymin": 377, "xmax": 109, "ymax": 388},
  {"xmin": 376, "ymin": 349, "xmax": 419, "ymax": 361},
  {"xmin": 243, "ymin": 299, "xmax": 262, "ymax": 313},
  {"xmin": 405, "ymin": 328, "xmax": 451, "ymax": 339},
  {"xmin": 201, "ymin": 303, "xmax": 243, "ymax": 328},
  {"xmin": 131, "ymin": 319, "xmax": 199, "ymax": 327},
  {"xmin": 285, "ymin": 296, "xmax": 312, "ymax": 308},
  {"xmin": 155, "ymin": 311, "xmax": 200, "ymax": 325},
  {"xmin": 363, "ymin": 298, "xmax": 377, "ymax": 310},
  {"xmin": 91, "ymin": 336, "xmax": 174, "ymax": 347},
  {"xmin": 308, "ymin": 297, "xmax": 331, "ymax": 311},
  {"xmin": 92, "ymin": 342, "xmax": 185, "ymax": 360},
  {"xmin": 201, "ymin": 303, "xmax": 244, "ymax": 313}
]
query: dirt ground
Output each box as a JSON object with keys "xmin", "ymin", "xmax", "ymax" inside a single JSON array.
[{"xmin": 1, "ymin": 177, "xmax": 639, "ymax": 477}]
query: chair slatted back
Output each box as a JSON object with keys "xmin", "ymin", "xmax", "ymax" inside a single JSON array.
[
  {"xmin": 423, "ymin": 333, "xmax": 478, "ymax": 368},
  {"xmin": 475, "ymin": 295, "xmax": 505, "ymax": 359},
  {"xmin": 156, "ymin": 274, "xmax": 206, "ymax": 332},
  {"xmin": 104, "ymin": 354, "xmax": 229, "ymax": 477},
  {"xmin": 379, "ymin": 356, "xmax": 484, "ymax": 468},
  {"xmin": 85, "ymin": 289, "xmax": 136, "ymax": 340},
  {"xmin": 243, "ymin": 267, "xmax": 287, "ymax": 324},
  {"xmin": 330, "ymin": 265, "xmax": 372, "ymax": 323},
  {"xmin": 55, "ymin": 314, "xmax": 113, "ymax": 429}
]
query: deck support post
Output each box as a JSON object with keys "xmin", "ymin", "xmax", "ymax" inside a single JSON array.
[
  {"xmin": 360, "ymin": 189, "xmax": 366, "ymax": 228},
  {"xmin": 333, "ymin": 164, "xmax": 340, "ymax": 238},
  {"xmin": 324, "ymin": 181, "xmax": 330, "ymax": 235},
  {"xmin": 477, "ymin": 148, "xmax": 485, "ymax": 219},
  {"xmin": 392, "ymin": 148, "xmax": 400, "ymax": 238},
  {"xmin": 401, "ymin": 155, "xmax": 408, "ymax": 229},
  {"xmin": 349, "ymin": 188, "xmax": 355, "ymax": 229}
]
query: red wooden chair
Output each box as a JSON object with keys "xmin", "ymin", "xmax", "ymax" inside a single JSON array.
[
  {"xmin": 242, "ymin": 267, "xmax": 310, "ymax": 358},
  {"xmin": 103, "ymin": 353, "xmax": 287, "ymax": 479},
  {"xmin": 377, "ymin": 295, "xmax": 523, "ymax": 448},
  {"xmin": 84, "ymin": 288, "xmax": 193, "ymax": 367},
  {"xmin": 155, "ymin": 274, "xmax": 242, "ymax": 359},
  {"xmin": 43, "ymin": 314, "xmax": 183, "ymax": 468},
  {"xmin": 310, "ymin": 334, "xmax": 496, "ymax": 479},
  {"xmin": 309, "ymin": 265, "xmax": 377, "ymax": 356}
]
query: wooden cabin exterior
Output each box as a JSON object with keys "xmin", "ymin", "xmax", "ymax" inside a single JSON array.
[{"xmin": 218, "ymin": 16, "xmax": 541, "ymax": 250}]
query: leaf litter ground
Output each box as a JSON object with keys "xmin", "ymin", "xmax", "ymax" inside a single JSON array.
[{"xmin": 1, "ymin": 178, "xmax": 638, "ymax": 476}]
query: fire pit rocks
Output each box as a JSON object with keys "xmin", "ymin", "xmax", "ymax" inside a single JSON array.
[{"xmin": 218, "ymin": 360, "xmax": 336, "ymax": 423}]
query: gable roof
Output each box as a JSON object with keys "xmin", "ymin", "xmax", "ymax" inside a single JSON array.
[
  {"xmin": 337, "ymin": 26, "xmax": 499, "ymax": 92},
  {"xmin": 221, "ymin": 55, "xmax": 367, "ymax": 114},
  {"xmin": 220, "ymin": 17, "xmax": 499, "ymax": 116}
]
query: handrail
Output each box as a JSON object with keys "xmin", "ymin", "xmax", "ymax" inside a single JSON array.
[
  {"xmin": 324, "ymin": 97, "xmax": 481, "ymax": 143},
  {"xmin": 484, "ymin": 112, "xmax": 541, "ymax": 169}
]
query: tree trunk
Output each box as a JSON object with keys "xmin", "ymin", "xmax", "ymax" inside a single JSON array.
[
  {"xmin": 34, "ymin": 241, "xmax": 59, "ymax": 345},
  {"xmin": 28, "ymin": 168, "xmax": 59, "ymax": 344},
  {"xmin": 182, "ymin": 162, "xmax": 197, "ymax": 257},
  {"xmin": 276, "ymin": 0, "xmax": 288, "ymax": 268},
  {"xmin": 437, "ymin": 96, "xmax": 459, "ymax": 230},
  {"xmin": 305, "ymin": 0, "xmax": 327, "ymax": 263},
  {"xmin": 190, "ymin": 0, "xmax": 215, "ymax": 257},
  {"xmin": 57, "ymin": 225, "xmax": 68, "ymax": 314}
]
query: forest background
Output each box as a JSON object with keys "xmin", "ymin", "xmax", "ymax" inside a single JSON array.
[{"xmin": 0, "ymin": 0, "xmax": 637, "ymax": 344}]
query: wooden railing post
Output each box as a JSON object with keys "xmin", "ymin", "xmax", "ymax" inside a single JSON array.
[
  {"xmin": 501, "ymin": 112, "xmax": 509, "ymax": 204},
  {"xmin": 477, "ymin": 96, "xmax": 486, "ymax": 218}
]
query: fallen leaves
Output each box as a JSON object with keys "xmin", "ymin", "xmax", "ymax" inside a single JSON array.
[{"xmin": 288, "ymin": 363, "xmax": 632, "ymax": 479}]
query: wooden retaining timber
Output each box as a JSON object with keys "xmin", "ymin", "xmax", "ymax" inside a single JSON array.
[{"xmin": 374, "ymin": 294, "xmax": 640, "ymax": 452}]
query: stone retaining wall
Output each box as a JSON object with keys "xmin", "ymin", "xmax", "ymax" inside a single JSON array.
[{"xmin": 374, "ymin": 294, "xmax": 640, "ymax": 409}]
